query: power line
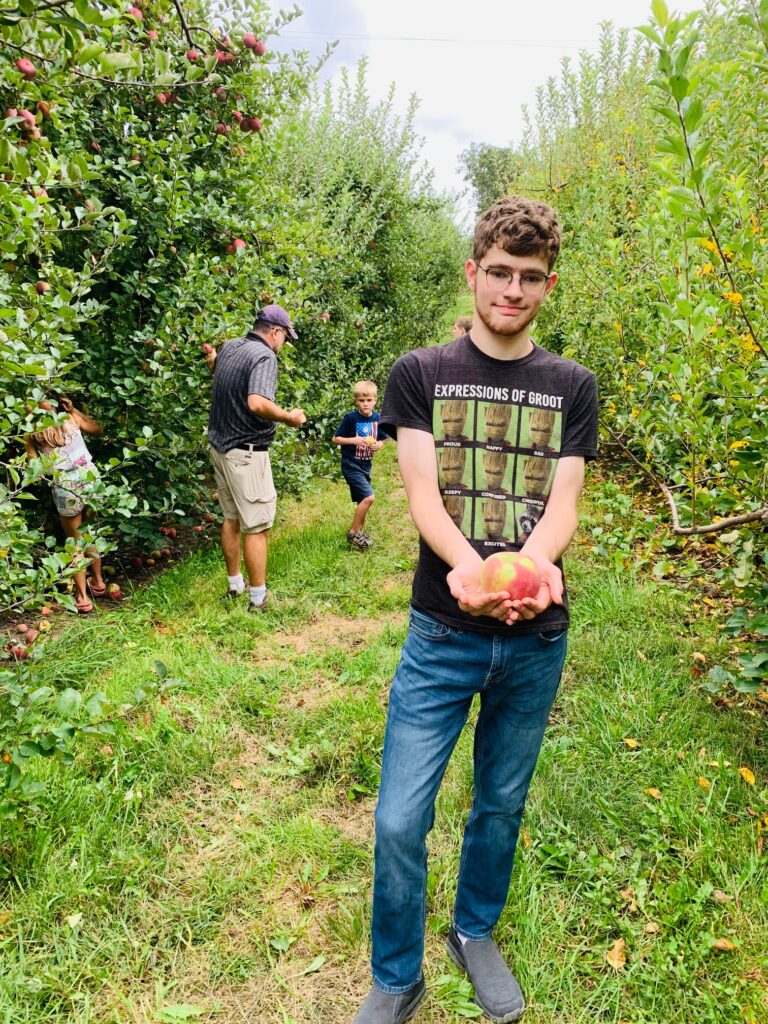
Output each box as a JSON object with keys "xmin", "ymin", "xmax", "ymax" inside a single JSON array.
[{"xmin": 279, "ymin": 31, "xmax": 600, "ymax": 50}]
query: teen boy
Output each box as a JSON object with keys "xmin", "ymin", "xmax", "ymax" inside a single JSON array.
[
  {"xmin": 333, "ymin": 380, "xmax": 389, "ymax": 550},
  {"xmin": 353, "ymin": 196, "xmax": 598, "ymax": 1023}
]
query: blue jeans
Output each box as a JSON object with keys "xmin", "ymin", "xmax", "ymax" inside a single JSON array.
[{"xmin": 371, "ymin": 606, "xmax": 567, "ymax": 993}]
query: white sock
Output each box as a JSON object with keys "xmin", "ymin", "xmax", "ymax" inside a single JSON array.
[
  {"xmin": 249, "ymin": 585, "xmax": 267, "ymax": 606},
  {"xmin": 228, "ymin": 573, "xmax": 245, "ymax": 593},
  {"xmin": 458, "ymin": 931, "xmax": 470, "ymax": 945}
]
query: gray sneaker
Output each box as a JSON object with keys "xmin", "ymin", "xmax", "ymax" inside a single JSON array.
[
  {"xmin": 352, "ymin": 977, "xmax": 426, "ymax": 1023},
  {"xmin": 446, "ymin": 927, "xmax": 525, "ymax": 1023},
  {"xmin": 247, "ymin": 590, "xmax": 269, "ymax": 613}
]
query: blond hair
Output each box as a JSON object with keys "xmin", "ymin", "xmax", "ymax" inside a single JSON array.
[{"xmin": 354, "ymin": 380, "xmax": 377, "ymax": 398}]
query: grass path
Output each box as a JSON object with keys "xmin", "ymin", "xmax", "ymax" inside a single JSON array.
[{"xmin": 2, "ymin": 448, "xmax": 767, "ymax": 1024}]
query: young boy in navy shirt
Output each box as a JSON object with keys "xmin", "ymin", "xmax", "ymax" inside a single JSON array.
[{"xmin": 333, "ymin": 380, "xmax": 389, "ymax": 550}]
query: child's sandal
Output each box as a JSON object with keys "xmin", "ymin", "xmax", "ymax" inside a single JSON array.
[
  {"xmin": 89, "ymin": 581, "xmax": 107, "ymax": 598},
  {"xmin": 76, "ymin": 596, "xmax": 94, "ymax": 614}
]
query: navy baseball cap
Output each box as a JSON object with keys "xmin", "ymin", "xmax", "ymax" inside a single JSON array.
[{"xmin": 257, "ymin": 304, "xmax": 298, "ymax": 340}]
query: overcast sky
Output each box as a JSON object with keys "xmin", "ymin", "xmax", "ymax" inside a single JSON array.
[{"xmin": 269, "ymin": 0, "xmax": 705, "ymax": 224}]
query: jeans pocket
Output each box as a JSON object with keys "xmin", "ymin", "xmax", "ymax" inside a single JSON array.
[
  {"xmin": 537, "ymin": 628, "xmax": 567, "ymax": 644},
  {"xmin": 409, "ymin": 607, "xmax": 452, "ymax": 641}
]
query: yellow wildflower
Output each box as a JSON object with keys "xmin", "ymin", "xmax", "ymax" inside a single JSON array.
[
  {"xmin": 696, "ymin": 262, "xmax": 714, "ymax": 277},
  {"xmin": 631, "ymin": 408, "xmax": 639, "ymax": 420},
  {"xmin": 723, "ymin": 291, "xmax": 743, "ymax": 305},
  {"xmin": 614, "ymin": 321, "xmax": 623, "ymax": 333},
  {"xmin": 671, "ymin": 393, "xmax": 682, "ymax": 401},
  {"xmin": 699, "ymin": 238, "xmax": 718, "ymax": 253},
  {"xmin": 729, "ymin": 440, "xmax": 749, "ymax": 449},
  {"xmin": 729, "ymin": 460, "xmax": 739, "ymax": 467}
]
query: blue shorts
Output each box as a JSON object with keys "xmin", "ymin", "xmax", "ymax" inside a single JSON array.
[{"xmin": 341, "ymin": 460, "xmax": 374, "ymax": 503}]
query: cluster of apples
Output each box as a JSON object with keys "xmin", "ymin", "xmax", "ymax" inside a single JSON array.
[{"xmin": 4, "ymin": 605, "xmax": 56, "ymax": 660}]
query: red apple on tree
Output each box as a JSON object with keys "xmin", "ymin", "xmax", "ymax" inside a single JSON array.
[
  {"xmin": 186, "ymin": 49, "xmax": 200, "ymax": 61},
  {"xmin": 16, "ymin": 58, "xmax": 36, "ymax": 79},
  {"xmin": 35, "ymin": 281, "xmax": 49, "ymax": 295},
  {"xmin": 226, "ymin": 238, "xmax": 246, "ymax": 254},
  {"xmin": 252, "ymin": 39, "xmax": 266, "ymax": 55},
  {"xmin": 127, "ymin": 6, "xmax": 143, "ymax": 18},
  {"xmin": 480, "ymin": 552, "xmax": 542, "ymax": 601}
]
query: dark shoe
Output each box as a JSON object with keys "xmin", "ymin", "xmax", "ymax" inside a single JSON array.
[
  {"xmin": 353, "ymin": 978, "xmax": 426, "ymax": 1023},
  {"xmin": 221, "ymin": 587, "xmax": 244, "ymax": 604},
  {"xmin": 446, "ymin": 927, "xmax": 525, "ymax": 1023},
  {"xmin": 247, "ymin": 590, "xmax": 269, "ymax": 613},
  {"xmin": 359, "ymin": 531, "xmax": 374, "ymax": 548},
  {"xmin": 347, "ymin": 530, "xmax": 369, "ymax": 552}
]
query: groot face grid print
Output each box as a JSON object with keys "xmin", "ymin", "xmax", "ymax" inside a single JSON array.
[{"xmin": 433, "ymin": 394, "xmax": 562, "ymax": 548}]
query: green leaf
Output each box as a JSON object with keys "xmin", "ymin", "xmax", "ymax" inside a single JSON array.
[
  {"xmin": 100, "ymin": 52, "xmax": 138, "ymax": 74},
  {"xmin": 669, "ymin": 74, "xmax": 689, "ymax": 103},
  {"xmin": 78, "ymin": 42, "xmax": 106, "ymax": 67},
  {"xmin": 652, "ymin": 0, "xmax": 670, "ymax": 26},
  {"xmin": 55, "ymin": 688, "xmax": 83, "ymax": 718},
  {"xmin": 684, "ymin": 97, "xmax": 705, "ymax": 132},
  {"xmin": 155, "ymin": 1006, "xmax": 207, "ymax": 1024}
]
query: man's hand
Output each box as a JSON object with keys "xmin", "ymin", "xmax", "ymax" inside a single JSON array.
[
  {"xmin": 285, "ymin": 408, "xmax": 306, "ymax": 428},
  {"xmin": 505, "ymin": 557, "xmax": 563, "ymax": 623},
  {"xmin": 60, "ymin": 397, "xmax": 74, "ymax": 413},
  {"xmin": 447, "ymin": 553, "xmax": 513, "ymax": 622}
]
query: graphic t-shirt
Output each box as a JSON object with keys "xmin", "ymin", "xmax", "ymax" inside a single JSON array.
[
  {"xmin": 335, "ymin": 411, "xmax": 389, "ymax": 464},
  {"xmin": 380, "ymin": 336, "xmax": 599, "ymax": 635}
]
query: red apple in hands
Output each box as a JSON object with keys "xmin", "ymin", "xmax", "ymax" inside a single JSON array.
[{"xmin": 480, "ymin": 552, "xmax": 542, "ymax": 602}]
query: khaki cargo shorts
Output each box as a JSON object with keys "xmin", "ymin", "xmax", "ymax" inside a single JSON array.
[{"xmin": 209, "ymin": 446, "xmax": 277, "ymax": 534}]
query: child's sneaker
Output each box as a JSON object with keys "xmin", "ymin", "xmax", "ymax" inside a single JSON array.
[{"xmin": 359, "ymin": 532, "xmax": 373, "ymax": 548}]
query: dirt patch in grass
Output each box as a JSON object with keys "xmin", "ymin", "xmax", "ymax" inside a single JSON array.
[
  {"xmin": 272, "ymin": 611, "xmax": 403, "ymax": 657},
  {"xmin": 313, "ymin": 799, "xmax": 374, "ymax": 848}
]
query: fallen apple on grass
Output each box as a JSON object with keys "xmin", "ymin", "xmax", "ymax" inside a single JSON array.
[{"xmin": 480, "ymin": 552, "xmax": 542, "ymax": 601}]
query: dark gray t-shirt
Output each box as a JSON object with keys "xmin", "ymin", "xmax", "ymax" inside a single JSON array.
[
  {"xmin": 380, "ymin": 336, "xmax": 599, "ymax": 635},
  {"xmin": 207, "ymin": 333, "xmax": 278, "ymax": 452}
]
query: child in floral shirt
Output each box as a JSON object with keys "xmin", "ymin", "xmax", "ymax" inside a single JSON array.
[{"xmin": 25, "ymin": 397, "xmax": 106, "ymax": 613}]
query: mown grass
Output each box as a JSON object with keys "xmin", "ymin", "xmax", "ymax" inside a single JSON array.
[{"xmin": 1, "ymin": 448, "xmax": 766, "ymax": 1024}]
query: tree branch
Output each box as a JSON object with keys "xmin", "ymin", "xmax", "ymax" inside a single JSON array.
[
  {"xmin": 4, "ymin": 39, "xmax": 222, "ymax": 89},
  {"xmin": 171, "ymin": 0, "xmax": 195, "ymax": 49},
  {"xmin": 599, "ymin": 418, "xmax": 768, "ymax": 535}
]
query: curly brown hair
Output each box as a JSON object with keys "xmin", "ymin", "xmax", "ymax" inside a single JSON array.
[{"xmin": 473, "ymin": 196, "xmax": 561, "ymax": 269}]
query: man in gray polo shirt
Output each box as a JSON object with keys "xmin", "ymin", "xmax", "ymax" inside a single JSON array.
[{"xmin": 207, "ymin": 305, "xmax": 306, "ymax": 611}]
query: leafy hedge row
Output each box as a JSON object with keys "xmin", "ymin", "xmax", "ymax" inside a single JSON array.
[
  {"xmin": 462, "ymin": 0, "xmax": 767, "ymax": 691},
  {"xmin": 0, "ymin": 0, "xmax": 464, "ymax": 822},
  {"xmin": 0, "ymin": 0, "xmax": 465, "ymax": 613}
]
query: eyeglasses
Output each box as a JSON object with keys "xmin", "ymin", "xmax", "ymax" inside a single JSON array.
[{"xmin": 474, "ymin": 261, "xmax": 551, "ymax": 293}]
